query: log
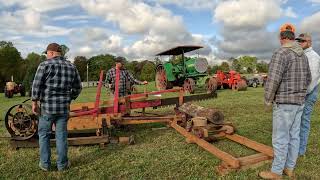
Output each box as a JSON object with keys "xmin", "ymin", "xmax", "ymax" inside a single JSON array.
[{"xmin": 178, "ymin": 103, "xmax": 224, "ymax": 124}]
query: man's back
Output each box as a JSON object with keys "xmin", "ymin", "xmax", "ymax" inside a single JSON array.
[
  {"xmin": 265, "ymin": 42, "xmax": 311, "ymax": 105},
  {"xmin": 32, "ymin": 56, "xmax": 82, "ymax": 114}
]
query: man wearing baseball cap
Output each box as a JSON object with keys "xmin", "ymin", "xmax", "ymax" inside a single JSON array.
[
  {"xmin": 32, "ymin": 43, "xmax": 82, "ymax": 171},
  {"xmin": 260, "ymin": 25, "xmax": 311, "ymax": 179},
  {"xmin": 105, "ymin": 57, "xmax": 147, "ymax": 97},
  {"xmin": 296, "ymin": 33, "xmax": 320, "ymax": 157}
]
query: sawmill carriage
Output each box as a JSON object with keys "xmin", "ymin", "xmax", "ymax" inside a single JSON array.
[
  {"xmin": 4, "ymin": 68, "xmax": 272, "ymax": 175},
  {"xmin": 155, "ymin": 45, "xmax": 217, "ymax": 94}
]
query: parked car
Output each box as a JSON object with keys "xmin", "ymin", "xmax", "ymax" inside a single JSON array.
[{"xmin": 246, "ymin": 77, "xmax": 260, "ymax": 88}]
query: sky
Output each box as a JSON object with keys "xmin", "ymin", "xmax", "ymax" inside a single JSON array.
[{"xmin": 0, "ymin": 0, "xmax": 319, "ymax": 64}]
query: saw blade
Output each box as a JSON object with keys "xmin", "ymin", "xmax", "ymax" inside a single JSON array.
[{"xmin": 159, "ymin": 92, "xmax": 217, "ymax": 107}]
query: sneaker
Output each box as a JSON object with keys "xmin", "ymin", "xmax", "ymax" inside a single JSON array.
[
  {"xmin": 58, "ymin": 161, "xmax": 71, "ymax": 171},
  {"xmin": 39, "ymin": 163, "xmax": 49, "ymax": 172},
  {"xmin": 259, "ymin": 171, "xmax": 282, "ymax": 179}
]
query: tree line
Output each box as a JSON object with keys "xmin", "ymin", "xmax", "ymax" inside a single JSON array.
[
  {"xmin": 208, "ymin": 56, "xmax": 269, "ymax": 75},
  {"xmin": 0, "ymin": 41, "xmax": 268, "ymax": 92}
]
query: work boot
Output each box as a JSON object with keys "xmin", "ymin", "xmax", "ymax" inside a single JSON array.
[
  {"xmin": 58, "ymin": 161, "xmax": 71, "ymax": 171},
  {"xmin": 259, "ymin": 171, "xmax": 282, "ymax": 179},
  {"xmin": 283, "ymin": 168, "xmax": 295, "ymax": 179}
]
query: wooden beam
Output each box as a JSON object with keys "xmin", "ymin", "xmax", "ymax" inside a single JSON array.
[
  {"xmin": 171, "ymin": 122, "xmax": 240, "ymax": 168},
  {"xmin": 225, "ymin": 134, "xmax": 273, "ymax": 157},
  {"xmin": 238, "ymin": 153, "xmax": 272, "ymax": 166},
  {"xmin": 120, "ymin": 119, "xmax": 171, "ymax": 125},
  {"xmin": 10, "ymin": 136, "xmax": 109, "ymax": 149},
  {"xmin": 67, "ymin": 136, "xmax": 109, "ymax": 146}
]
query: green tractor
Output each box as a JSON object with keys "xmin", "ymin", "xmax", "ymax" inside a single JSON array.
[{"xmin": 155, "ymin": 45, "xmax": 217, "ymax": 94}]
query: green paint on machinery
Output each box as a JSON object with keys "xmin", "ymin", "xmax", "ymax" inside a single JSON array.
[{"xmin": 155, "ymin": 45, "xmax": 217, "ymax": 94}]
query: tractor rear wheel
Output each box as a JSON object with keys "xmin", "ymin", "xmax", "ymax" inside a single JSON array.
[
  {"xmin": 155, "ymin": 65, "xmax": 169, "ymax": 90},
  {"xmin": 205, "ymin": 77, "xmax": 218, "ymax": 93},
  {"xmin": 232, "ymin": 79, "xmax": 247, "ymax": 91},
  {"xmin": 183, "ymin": 78, "xmax": 195, "ymax": 94}
]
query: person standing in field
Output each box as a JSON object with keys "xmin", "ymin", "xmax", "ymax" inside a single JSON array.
[
  {"xmin": 105, "ymin": 57, "xmax": 148, "ymax": 97},
  {"xmin": 259, "ymin": 24, "xmax": 311, "ymax": 179},
  {"xmin": 295, "ymin": 33, "xmax": 320, "ymax": 156},
  {"xmin": 32, "ymin": 43, "xmax": 82, "ymax": 171}
]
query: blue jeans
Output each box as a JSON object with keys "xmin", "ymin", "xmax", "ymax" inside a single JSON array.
[
  {"xmin": 38, "ymin": 113, "xmax": 69, "ymax": 170},
  {"xmin": 299, "ymin": 85, "xmax": 319, "ymax": 155},
  {"xmin": 271, "ymin": 104, "xmax": 304, "ymax": 175}
]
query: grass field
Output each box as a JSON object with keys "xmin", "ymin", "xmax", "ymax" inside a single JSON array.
[{"xmin": 0, "ymin": 84, "xmax": 320, "ymax": 179}]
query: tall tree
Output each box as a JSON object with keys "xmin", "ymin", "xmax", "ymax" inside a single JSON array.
[
  {"xmin": 73, "ymin": 56, "xmax": 88, "ymax": 81},
  {"xmin": 219, "ymin": 62, "xmax": 230, "ymax": 72},
  {"xmin": 256, "ymin": 62, "xmax": 269, "ymax": 73},
  {"xmin": 22, "ymin": 53, "xmax": 43, "ymax": 91},
  {"xmin": 0, "ymin": 41, "xmax": 23, "ymax": 91},
  {"xmin": 88, "ymin": 54, "xmax": 115, "ymax": 80},
  {"xmin": 237, "ymin": 56, "xmax": 257, "ymax": 73},
  {"xmin": 126, "ymin": 60, "xmax": 140, "ymax": 77},
  {"xmin": 231, "ymin": 59, "xmax": 241, "ymax": 72},
  {"xmin": 210, "ymin": 65, "xmax": 219, "ymax": 74},
  {"xmin": 140, "ymin": 61, "xmax": 156, "ymax": 81}
]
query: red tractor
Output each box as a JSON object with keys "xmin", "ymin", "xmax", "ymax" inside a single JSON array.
[{"xmin": 215, "ymin": 70, "xmax": 247, "ymax": 91}]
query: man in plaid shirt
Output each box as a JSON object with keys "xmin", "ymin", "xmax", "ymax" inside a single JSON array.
[
  {"xmin": 105, "ymin": 57, "xmax": 147, "ymax": 97},
  {"xmin": 32, "ymin": 43, "xmax": 82, "ymax": 171},
  {"xmin": 259, "ymin": 26, "xmax": 311, "ymax": 179}
]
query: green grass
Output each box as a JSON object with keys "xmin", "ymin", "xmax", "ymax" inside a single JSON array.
[{"xmin": 1, "ymin": 85, "xmax": 320, "ymax": 179}]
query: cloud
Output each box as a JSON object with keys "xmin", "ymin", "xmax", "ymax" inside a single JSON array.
[
  {"xmin": 53, "ymin": 15, "xmax": 91, "ymax": 21},
  {"xmin": 301, "ymin": 12, "xmax": 320, "ymax": 34},
  {"xmin": 300, "ymin": 11, "xmax": 320, "ymax": 53},
  {"xmin": 216, "ymin": 29, "xmax": 278, "ymax": 59},
  {"xmin": 308, "ymin": 0, "xmax": 320, "ymax": 3},
  {"xmin": 80, "ymin": 0, "xmax": 153, "ymax": 34},
  {"xmin": 79, "ymin": 46, "xmax": 93, "ymax": 55},
  {"xmin": 212, "ymin": 0, "xmax": 289, "ymax": 59},
  {"xmin": 148, "ymin": 0, "xmax": 217, "ymax": 10},
  {"xmin": 0, "ymin": 0, "xmax": 75, "ymax": 12},
  {"xmin": 0, "ymin": 4, "xmax": 74, "ymax": 39},
  {"xmin": 1, "ymin": 0, "xmax": 309, "ymax": 62},
  {"xmin": 214, "ymin": 0, "xmax": 282, "ymax": 29},
  {"xmin": 103, "ymin": 35, "xmax": 123, "ymax": 53},
  {"xmin": 79, "ymin": 0, "xmax": 212, "ymax": 59},
  {"xmin": 283, "ymin": 7, "xmax": 297, "ymax": 18},
  {"xmin": 0, "ymin": 9, "xmax": 42, "ymax": 31}
]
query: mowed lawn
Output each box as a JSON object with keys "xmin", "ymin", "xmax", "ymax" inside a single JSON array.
[{"xmin": 1, "ymin": 84, "xmax": 320, "ymax": 179}]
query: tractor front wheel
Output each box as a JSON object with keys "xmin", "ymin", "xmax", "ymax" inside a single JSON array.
[
  {"xmin": 155, "ymin": 65, "xmax": 169, "ymax": 90},
  {"xmin": 205, "ymin": 77, "xmax": 218, "ymax": 94},
  {"xmin": 5, "ymin": 90, "xmax": 13, "ymax": 98},
  {"xmin": 183, "ymin": 78, "xmax": 195, "ymax": 94},
  {"xmin": 252, "ymin": 81, "xmax": 257, "ymax": 88}
]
